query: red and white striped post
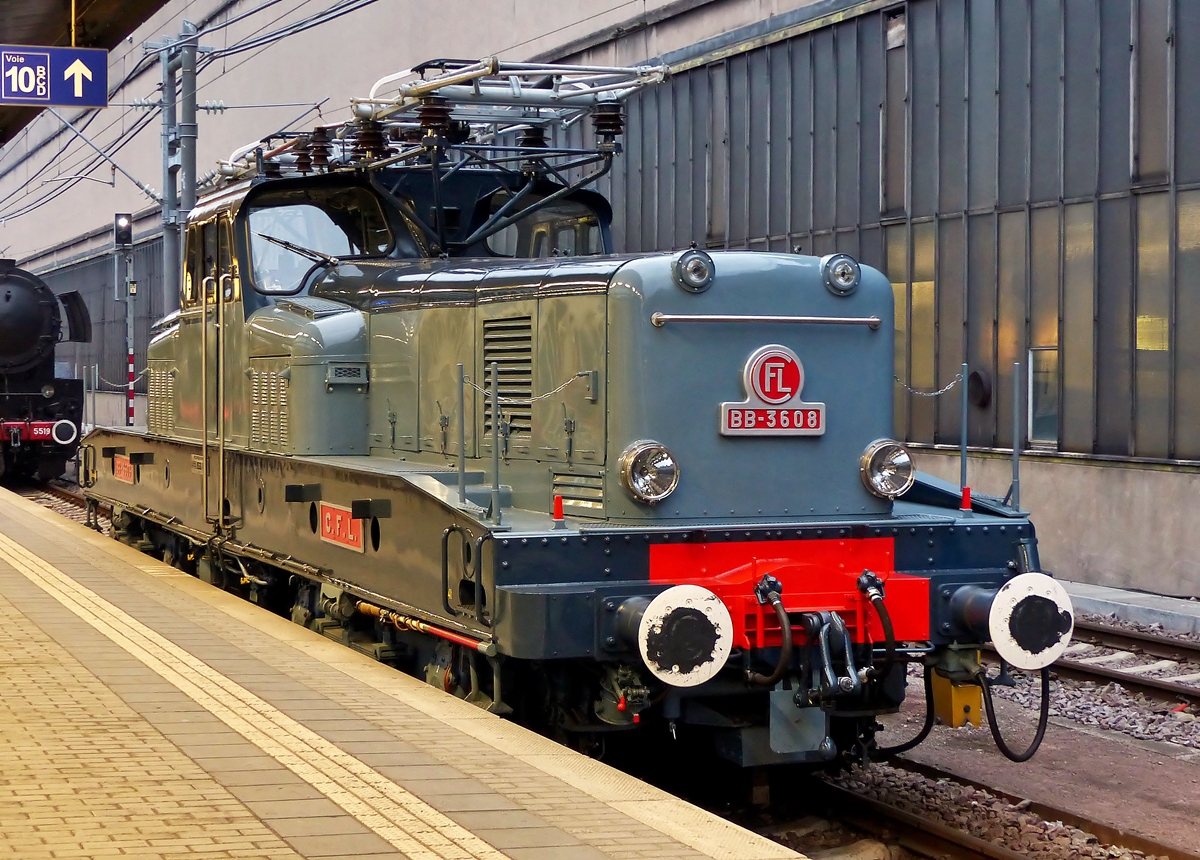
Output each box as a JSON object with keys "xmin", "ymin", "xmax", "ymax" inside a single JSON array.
[{"xmin": 126, "ymin": 349, "xmax": 135, "ymax": 426}]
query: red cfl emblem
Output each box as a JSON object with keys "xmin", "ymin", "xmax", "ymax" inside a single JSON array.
[{"xmin": 750, "ymin": 349, "xmax": 802, "ymax": 404}]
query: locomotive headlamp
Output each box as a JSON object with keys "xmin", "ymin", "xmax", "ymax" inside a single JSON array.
[
  {"xmin": 821, "ymin": 253, "xmax": 860, "ymax": 296},
  {"xmin": 619, "ymin": 440, "xmax": 679, "ymax": 503},
  {"xmin": 859, "ymin": 439, "xmax": 915, "ymax": 499},
  {"xmin": 673, "ymin": 249, "xmax": 715, "ymax": 293}
]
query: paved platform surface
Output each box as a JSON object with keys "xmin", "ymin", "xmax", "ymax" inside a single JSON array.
[
  {"xmin": 1063, "ymin": 580, "xmax": 1200, "ymax": 636},
  {"xmin": 0, "ymin": 488, "xmax": 800, "ymax": 860}
]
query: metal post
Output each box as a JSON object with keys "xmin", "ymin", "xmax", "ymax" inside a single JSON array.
[
  {"xmin": 217, "ymin": 271, "xmax": 226, "ymax": 529},
  {"xmin": 178, "ymin": 22, "xmax": 198, "ymax": 266},
  {"xmin": 91, "ymin": 364, "xmax": 97, "ymax": 428},
  {"xmin": 457, "ymin": 363, "xmax": 466, "ymax": 505},
  {"xmin": 959, "ymin": 362, "xmax": 969, "ymax": 490},
  {"xmin": 490, "ymin": 361, "xmax": 501, "ymax": 526},
  {"xmin": 81, "ymin": 364, "xmax": 88, "ymax": 430},
  {"xmin": 124, "ymin": 252, "xmax": 134, "ymax": 427},
  {"xmin": 1011, "ymin": 361, "xmax": 1021, "ymax": 511},
  {"xmin": 160, "ymin": 41, "xmax": 181, "ymax": 314}
]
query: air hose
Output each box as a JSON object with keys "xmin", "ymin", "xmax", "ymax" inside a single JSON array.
[
  {"xmin": 746, "ymin": 594, "xmax": 793, "ymax": 687},
  {"xmin": 877, "ymin": 664, "xmax": 935, "ymax": 756},
  {"xmin": 868, "ymin": 592, "xmax": 896, "ymax": 680},
  {"xmin": 977, "ymin": 665, "xmax": 1051, "ymax": 762}
]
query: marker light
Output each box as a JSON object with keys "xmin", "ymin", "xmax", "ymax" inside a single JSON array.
[
  {"xmin": 859, "ymin": 439, "xmax": 915, "ymax": 499},
  {"xmin": 619, "ymin": 440, "xmax": 679, "ymax": 504},
  {"xmin": 673, "ymin": 249, "xmax": 715, "ymax": 293},
  {"xmin": 821, "ymin": 253, "xmax": 861, "ymax": 296}
]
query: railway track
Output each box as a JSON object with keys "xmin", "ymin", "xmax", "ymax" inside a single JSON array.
[
  {"xmin": 812, "ymin": 758, "xmax": 1200, "ymax": 860},
  {"xmin": 1005, "ymin": 618, "xmax": 1200, "ymax": 705},
  {"xmin": 12, "ymin": 479, "xmax": 110, "ymax": 532},
  {"xmin": 981, "ymin": 618, "xmax": 1200, "ymax": 705}
]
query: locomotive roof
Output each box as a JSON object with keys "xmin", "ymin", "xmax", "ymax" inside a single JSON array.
[{"xmin": 310, "ymin": 253, "xmax": 640, "ymax": 312}]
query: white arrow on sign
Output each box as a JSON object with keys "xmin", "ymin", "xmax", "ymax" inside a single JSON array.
[{"xmin": 64, "ymin": 58, "xmax": 92, "ymax": 98}]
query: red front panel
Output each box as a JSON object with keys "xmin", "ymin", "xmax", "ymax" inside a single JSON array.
[
  {"xmin": 1, "ymin": 421, "xmax": 55, "ymax": 441},
  {"xmin": 650, "ymin": 537, "xmax": 930, "ymax": 649}
]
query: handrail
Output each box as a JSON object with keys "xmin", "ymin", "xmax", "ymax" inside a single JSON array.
[{"xmin": 651, "ymin": 312, "xmax": 881, "ymax": 329}]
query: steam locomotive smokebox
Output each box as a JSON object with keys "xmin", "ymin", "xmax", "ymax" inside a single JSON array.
[{"xmin": 0, "ymin": 261, "xmax": 60, "ymax": 375}]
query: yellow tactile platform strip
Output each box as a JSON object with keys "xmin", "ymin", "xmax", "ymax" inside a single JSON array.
[{"xmin": 0, "ymin": 488, "xmax": 802, "ymax": 860}]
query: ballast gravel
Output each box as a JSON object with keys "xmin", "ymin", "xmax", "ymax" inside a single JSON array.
[
  {"xmin": 988, "ymin": 670, "xmax": 1200, "ymax": 750},
  {"xmin": 814, "ymin": 763, "xmax": 1169, "ymax": 860}
]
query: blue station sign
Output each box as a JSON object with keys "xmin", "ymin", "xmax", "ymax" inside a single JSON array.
[{"xmin": 0, "ymin": 45, "xmax": 108, "ymax": 108}]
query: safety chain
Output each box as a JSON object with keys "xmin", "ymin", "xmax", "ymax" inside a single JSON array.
[
  {"xmin": 462, "ymin": 370, "xmax": 589, "ymax": 405},
  {"xmin": 95, "ymin": 367, "xmax": 151, "ymax": 391},
  {"xmin": 894, "ymin": 373, "xmax": 962, "ymax": 397}
]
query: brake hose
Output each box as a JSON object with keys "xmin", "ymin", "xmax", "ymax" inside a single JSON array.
[
  {"xmin": 868, "ymin": 593, "xmax": 896, "ymax": 680},
  {"xmin": 877, "ymin": 664, "xmax": 935, "ymax": 756},
  {"xmin": 746, "ymin": 595, "xmax": 793, "ymax": 686},
  {"xmin": 977, "ymin": 665, "xmax": 1051, "ymax": 762}
]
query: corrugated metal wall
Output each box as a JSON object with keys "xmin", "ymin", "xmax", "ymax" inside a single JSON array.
[
  {"xmin": 39, "ymin": 237, "xmax": 164, "ymax": 395},
  {"xmin": 574, "ymin": 0, "xmax": 1200, "ymax": 463}
]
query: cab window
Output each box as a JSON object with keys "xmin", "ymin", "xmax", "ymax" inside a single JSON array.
[
  {"xmin": 485, "ymin": 193, "xmax": 604, "ymax": 258},
  {"xmin": 245, "ymin": 185, "xmax": 392, "ymax": 294}
]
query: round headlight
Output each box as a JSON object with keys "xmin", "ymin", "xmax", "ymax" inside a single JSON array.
[
  {"xmin": 619, "ymin": 440, "xmax": 679, "ymax": 504},
  {"xmin": 41, "ymin": 384, "xmax": 55, "ymax": 399},
  {"xmin": 673, "ymin": 249, "xmax": 715, "ymax": 293},
  {"xmin": 859, "ymin": 439, "xmax": 915, "ymax": 499},
  {"xmin": 821, "ymin": 253, "xmax": 861, "ymax": 296}
]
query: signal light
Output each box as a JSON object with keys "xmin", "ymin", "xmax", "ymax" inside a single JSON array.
[{"xmin": 114, "ymin": 213, "xmax": 132, "ymax": 247}]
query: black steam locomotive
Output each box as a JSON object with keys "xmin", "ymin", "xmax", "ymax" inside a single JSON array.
[{"xmin": 0, "ymin": 260, "xmax": 89, "ymax": 481}]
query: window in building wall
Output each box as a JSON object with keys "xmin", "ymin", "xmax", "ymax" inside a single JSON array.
[
  {"xmin": 1135, "ymin": 191, "xmax": 1170, "ymax": 458},
  {"xmin": 1176, "ymin": 190, "xmax": 1200, "ymax": 459},
  {"xmin": 882, "ymin": 11, "xmax": 907, "ymax": 215},
  {"xmin": 1134, "ymin": 0, "xmax": 1170, "ymax": 181},
  {"xmin": 1061, "ymin": 202, "xmax": 1096, "ymax": 453},
  {"xmin": 1029, "ymin": 347, "xmax": 1059, "ymax": 447},
  {"xmin": 910, "ymin": 222, "xmax": 936, "ymax": 441},
  {"xmin": 886, "ymin": 224, "xmax": 908, "ymax": 438}
]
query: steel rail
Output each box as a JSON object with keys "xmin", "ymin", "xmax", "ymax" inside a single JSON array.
[
  {"xmin": 983, "ymin": 645, "xmax": 1200, "ymax": 704},
  {"xmin": 1072, "ymin": 618, "xmax": 1200, "ymax": 664},
  {"xmin": 814, "ymin": 780, "xmax": 1030, "ymax": 860},
  {"xmin": 890, "ymin": 758, "xmax": 1200, "ymax": 860}
]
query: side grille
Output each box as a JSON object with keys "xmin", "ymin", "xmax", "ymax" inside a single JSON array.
[
  {"xmin": 482, "ymin": 315, "xmax": 533, "ymax": 436},
  {"xmin": 147, "ymin": 367, "xmax": 174, "ymax": 435},
  {"xmin": 326, "ymin": 362, "xmax": 369, "ymax": 385},
  {"xmin": 552, "ymin": 472, "xmax": 605, "ymax": 518},
  {"xmin": 250, "ymin": 368, "xmax": 290, "ymax": 450}
]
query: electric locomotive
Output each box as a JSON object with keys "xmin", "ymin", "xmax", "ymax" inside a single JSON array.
[
  {"xmin": 81, "ymin": 59, "xmax": 1074, "ymax": 767},
  {"xmin": 0, "ymin": 260, "xmax": 89, "ymax": 481}
]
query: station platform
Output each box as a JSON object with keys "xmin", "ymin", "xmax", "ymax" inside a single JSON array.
[
  {"xmin": 1063, "ymin": 580, "xmax": 1200, "ymax": 636},
  {"xmin": 0, "ymin": 488, "xmax": 799, "ymax": 860}
]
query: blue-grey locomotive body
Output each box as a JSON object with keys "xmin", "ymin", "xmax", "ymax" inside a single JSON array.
[{"xmin": 81, "ymin": 59, "xmax": 1073, "ymax": 766}]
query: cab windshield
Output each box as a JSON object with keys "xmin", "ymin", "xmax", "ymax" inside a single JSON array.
[{"xmin": 245, "ymin": 185, "xmax": 392, "ymax": 294}]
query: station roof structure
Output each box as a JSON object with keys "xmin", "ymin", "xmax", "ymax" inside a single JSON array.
[{"xmin": 0, "ymin": 0, "xmax": 169, "ymax": 147}]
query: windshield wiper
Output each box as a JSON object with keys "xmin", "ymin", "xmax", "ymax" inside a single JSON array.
[{"xmin": 256, "ymin": 233, "xmax": 340, "ymax": 266}]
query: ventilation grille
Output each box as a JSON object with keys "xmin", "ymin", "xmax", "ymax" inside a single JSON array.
[
  {"xmin": 326, "ymin": 362, "xmax": 368, "ymax": 384},
  {"xmin": 250, "ymin": 369, "xmax": 290, "ymax": 450},
  {"xmin": 482, "ymin": 315, "xmax": 532, "ymax": 437},
  {"xmin": 147, "ymin": 367, "xmax": 174, "ymax": 435},
  {"xmin": 552, "ymin": 472, "xmax": 605, "ymax": 518}
]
